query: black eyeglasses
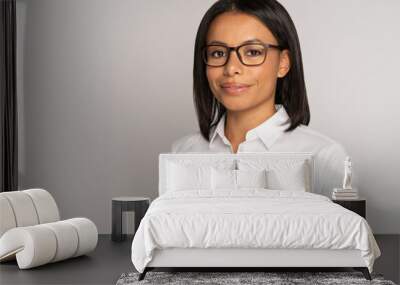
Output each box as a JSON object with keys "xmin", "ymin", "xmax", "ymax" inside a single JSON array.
[{"xmin": 202, "ymin": 42, "xmax": 283, "ymax": 67}]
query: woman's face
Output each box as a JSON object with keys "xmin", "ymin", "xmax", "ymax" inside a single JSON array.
[{"xmin": 205, "ymin": 12, "xmax": 290, "ymax": 113}]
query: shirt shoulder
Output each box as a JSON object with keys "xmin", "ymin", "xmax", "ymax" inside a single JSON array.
[
  {"xmin": 281, "ymin": 124, "xmax": 348, "ymax": 164},
  {"xmin": 171, "ymin": 132, "xmax": 209, "ymax": 153},
  {"xmin": 295, "ymin": 124, "xmax": 340, "ymax": 145},
  {"xmin": 289, "ymin": 124, "xmax": 346, "ymax": 153}
]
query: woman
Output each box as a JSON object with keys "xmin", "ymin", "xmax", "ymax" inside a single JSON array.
[{"xmin": 171, "ymin": 0, "xmax": 348, "ymax": 197}]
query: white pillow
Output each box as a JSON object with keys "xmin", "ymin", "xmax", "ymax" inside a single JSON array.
[
  {"xmin": 237, "ymin": 169, "xmax": 268, "ymax": 188},
  {"xmin": 267, "ymin": 162, "xmax": 308, "ymax": 191},
  {"xmin": 167, "ymin": 162, "xmax": 211, "ymax": 191},
  {"xmin": 211, "ymin": 168, "xmax": 236, "ymax": 190},
  {"xmin": 211, "ymin": 168, "xmax": 268, "ymax": 190}
]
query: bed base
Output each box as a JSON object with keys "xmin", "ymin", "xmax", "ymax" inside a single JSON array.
[
  {"xmin": 138, "ymin": 266, "xmax": 371, "ymax": 281},
  {"xmin": 138, "ymin": 248, "xmax": 372, "ymax": 281}
]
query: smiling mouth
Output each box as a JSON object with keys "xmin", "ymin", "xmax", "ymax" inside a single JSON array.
[{"xmin": 221, "ymin": 85, "xmax": 251, "ymax": 94}]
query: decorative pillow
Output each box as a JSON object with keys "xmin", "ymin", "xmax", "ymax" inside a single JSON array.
[
  {"xmin": 267, "ymin": 162, "xmax": 308, "ymax": 191},
  {"xmin": 211, "ymin": 168, "xmax": 268, "ymax": 190},
  {"xmin": 166, "ymin": 162, "xmax": 211, "ymax": 191},
  {"xmin": 211, "ymin": 168, "xmax": 236, "ymax": 190},
  {"xmin": 236, "ymin": 169, "xmax": 268, "ymax": 189}
]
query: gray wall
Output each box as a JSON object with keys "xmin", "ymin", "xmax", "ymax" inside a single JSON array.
[{"xmin": 16, "ymin": 0, "xmax": 400, "ymax": 234}]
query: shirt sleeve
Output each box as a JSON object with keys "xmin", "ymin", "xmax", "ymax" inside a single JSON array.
[
  {"xmin": 170, "ymin": 134, "xmax": 192, "ymax": 153},
  {"xmin": 171, "ymin": 139, "xmax": 180, "ymax": 153},
  {"xmin": 314, "ymin": 142, "xmax": 349, "ymax": 197}
]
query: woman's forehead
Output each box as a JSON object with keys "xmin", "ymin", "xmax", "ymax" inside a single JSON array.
[{"xmin": 206, "ymin": 11, "xmax": 277, "ymax": 45}]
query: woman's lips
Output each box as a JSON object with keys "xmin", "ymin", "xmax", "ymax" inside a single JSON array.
[{"xmin": 221, "ymin": 85, "xmax": 251, "ymax": 94}]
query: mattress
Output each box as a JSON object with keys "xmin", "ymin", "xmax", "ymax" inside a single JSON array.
[{"xmin": 131, "ymin": 189, "xmax": 381, "ymax": 273}]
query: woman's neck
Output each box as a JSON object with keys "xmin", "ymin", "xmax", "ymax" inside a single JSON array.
[{"xmin": 224, "ymin": 102, "xmax": 277, "ymax": 150}]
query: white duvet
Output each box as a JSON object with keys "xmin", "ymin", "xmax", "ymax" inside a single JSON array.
[{"xmin": 131, "ymin": 189, "xmax": 380, "ymax": 273}]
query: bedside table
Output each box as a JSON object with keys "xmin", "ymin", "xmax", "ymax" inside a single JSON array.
[
  {"xmin": 111, "ymin": 197, "xmax": 150, "ymax": 242},
  {"xmin": 332, "ymin": 198, "xmax": 366, "ymax": 219}
]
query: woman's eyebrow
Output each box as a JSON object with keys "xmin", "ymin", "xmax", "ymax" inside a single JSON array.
[{"xmin": 207, "ymin": 38, "xmax": 264, "ymax": 45}]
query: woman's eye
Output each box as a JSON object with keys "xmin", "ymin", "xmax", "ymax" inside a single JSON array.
[
  {"xmin": 211, "ymin": 50, "xmax": 225, "ymax": 58},
  {"xmin": 246, "ymin": 49, "xmax": 262, "ymax": 56}
]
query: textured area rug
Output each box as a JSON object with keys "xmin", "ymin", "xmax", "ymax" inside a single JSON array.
[{"xmin": 116, "ymin": 271, "xmax": 397, "ymax": 285}]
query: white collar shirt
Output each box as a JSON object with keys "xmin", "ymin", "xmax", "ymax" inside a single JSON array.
[
  {"xmin": 171, "ymin": 104, "xmax": 349, "ymax": 197},
  {"xmin": 209, "ymin": 104, "xmax": 293, "ymax": 152}
]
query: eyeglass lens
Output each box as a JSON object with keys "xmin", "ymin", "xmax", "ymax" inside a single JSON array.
[{"xmin": 204, "ymin": 44, "xmax": 267, "ymax": 66}]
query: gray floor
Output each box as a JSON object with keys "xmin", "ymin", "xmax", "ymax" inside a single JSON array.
[{"xmin": 0, "ymin": 234, "xmax": 399, "ymax": 285}]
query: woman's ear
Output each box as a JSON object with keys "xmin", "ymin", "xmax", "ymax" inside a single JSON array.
[{"xmin": 277, "ymin": 49, "xmax": 291, "ymax": 78}]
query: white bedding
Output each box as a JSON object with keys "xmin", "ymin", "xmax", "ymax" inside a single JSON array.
[{"xmin": 131, "ymin": 189, "xmax": 380, "ymax": 273}]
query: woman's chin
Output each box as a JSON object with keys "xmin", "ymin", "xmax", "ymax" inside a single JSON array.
[
  {"xmin": 220, "ymin": 101, "xmax": 253, "ymax": 112},
  {"xmin": 216, "ymin": 92, "xmax": 267, "ymax": 112}
]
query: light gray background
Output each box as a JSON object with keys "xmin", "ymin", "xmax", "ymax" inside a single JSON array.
[{"xmin": 16, "ymin": 0, "xmax": 400, "ymax": 234}]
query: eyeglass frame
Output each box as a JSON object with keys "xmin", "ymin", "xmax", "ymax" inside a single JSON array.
[{"xmin": 201, "ymin": 42, "xmax": 284, "ymax": 67}]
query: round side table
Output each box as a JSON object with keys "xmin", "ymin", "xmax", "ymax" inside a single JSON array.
[{"xmin": 111, "ymin": 196, "xmax": 150, "ymax": 242}]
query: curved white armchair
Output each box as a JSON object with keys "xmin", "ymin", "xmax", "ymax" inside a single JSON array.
[{"xmin": 0, "ymin": 189, "xmax": 98, "ymax": 269}]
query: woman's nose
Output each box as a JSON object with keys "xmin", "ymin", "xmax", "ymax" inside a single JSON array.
[{"xmin": 223, "ymin": 50, "xmax": 243, "ymax": 76}]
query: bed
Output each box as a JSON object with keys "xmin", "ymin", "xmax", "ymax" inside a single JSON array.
[{"xmin": 131, "ymin": 153, "xmax": 381, "ymax": 281}]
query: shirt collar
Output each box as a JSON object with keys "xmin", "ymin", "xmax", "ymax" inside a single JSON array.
[
  {"xmin": 209, "ymin": 113, "xmax": 229, "ymax": 146},
  {"xmin": 209, "ymin": 104, "xmax": 291, "ymax": 150}
]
